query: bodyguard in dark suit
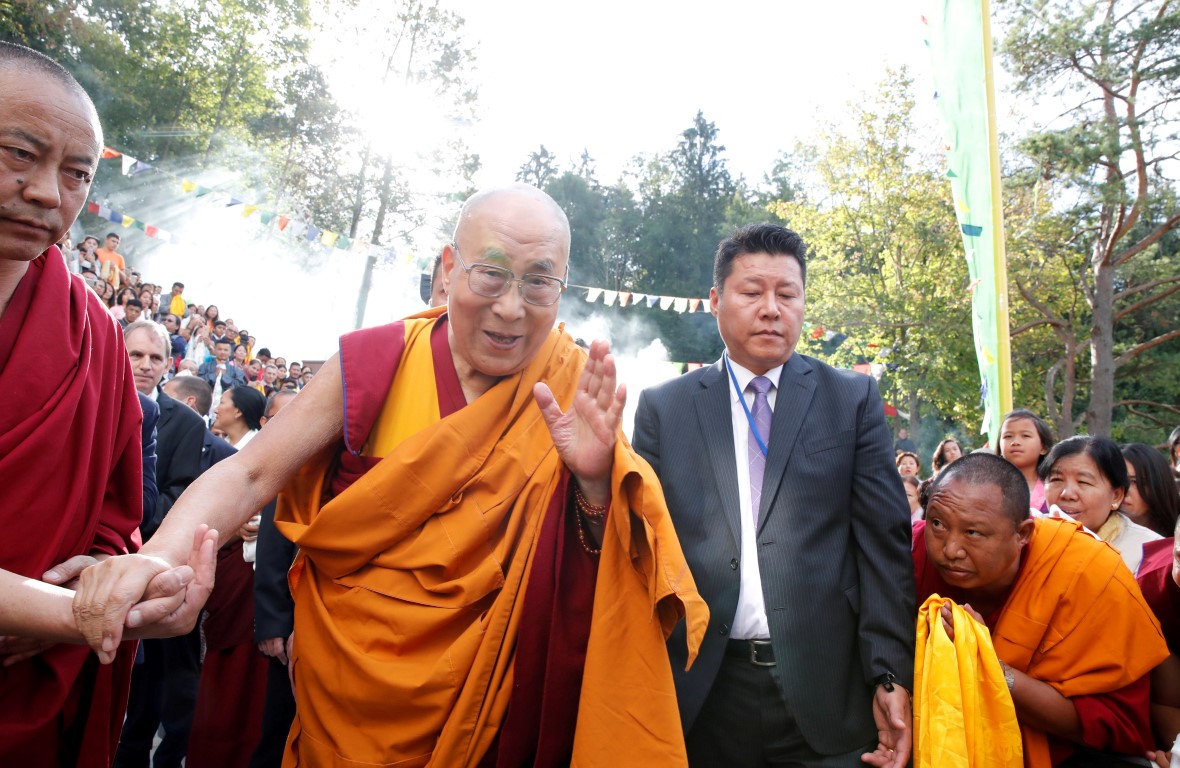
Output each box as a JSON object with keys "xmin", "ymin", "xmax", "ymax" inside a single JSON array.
[
  {"xmin": 148, "ymin": 391, "xmax": 203, "ymax": 538},
  {"xmin": 633, "ymin": 224, "xmax": 915, "ymax": 767},
  {"xmin": 120, "ymin": 322, "xmax": 207, "ymax": 768}
]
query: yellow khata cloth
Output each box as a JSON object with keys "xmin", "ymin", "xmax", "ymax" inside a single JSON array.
[
  {"xmin": 274, "ymin": 314, "xmax": 708, "ymax": 767},
  {"xmin": 915, "ymin": 595, "xmax": 1023, "ymax": 767}
]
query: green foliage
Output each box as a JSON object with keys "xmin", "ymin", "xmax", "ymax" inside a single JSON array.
[
  {"xmin": 997, "ymin": 0, "xmax": 1180, "ymax": 436},
  {"xmin": 772, "ymin": 70, "xmax": 977, "ymax": 430}
]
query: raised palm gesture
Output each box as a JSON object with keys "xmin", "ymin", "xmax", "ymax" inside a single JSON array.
[{"xmin": 534, "ymin": 339, "xmax": 626, "ymax": 504}]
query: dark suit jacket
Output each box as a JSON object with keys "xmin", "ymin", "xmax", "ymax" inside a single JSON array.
[
  {"xmin": 200, "ymin": 429, "xmax": 237, "ymax": 474},
  {"xmin": 196, "ymin": 360, "xmax": 246, "ymax": 392},
  {"xmin": 632, "ymin": 353, "xmax": 915, "ymax": 754},
  {"xmin": 138, "ymin": 392, "xmax": 159, "ymax": 532},
  {"xmin": 253, "ymin": 499, "xmax": 296, "ymax": 643},
  {"xmin": 142, "ymin": 390, "xmax": 205, "ymax": 540}
]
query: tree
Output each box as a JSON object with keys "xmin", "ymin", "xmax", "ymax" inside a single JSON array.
[
  {"xmin": 630, "ymin": 111, "xmax": 736, "ymax": 362},
  {"xmin": 343, "ymin": 0, "xmax": 478, "ymax": 328},
  {"xmin": 999, "ymin": 0, "xmax": 1180, "ymax": 436},
  {"xmin": 771, "ymin": 71, "xmax": 978, "ymax": 439},
  {"xmin": 517, "ymin": 145, "xmax": 559, "ymax": 188}
]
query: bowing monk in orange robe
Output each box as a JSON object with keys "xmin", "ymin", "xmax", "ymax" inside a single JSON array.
[
  {"xmin": 912, "ymin": 453, "xmax": 1169, "ymax": 768},
  {"xmin": 0, "ymin": 43, "xmax": 215, "ymax": 767},
  {"xmin": 75, "ymin": 184, "xmax": 708, "ymax": 767}
]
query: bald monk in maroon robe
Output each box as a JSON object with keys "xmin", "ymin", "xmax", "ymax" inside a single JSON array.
[{"xmin": 0, "ymin": 42, "xmax": 215, "ymax": 767}]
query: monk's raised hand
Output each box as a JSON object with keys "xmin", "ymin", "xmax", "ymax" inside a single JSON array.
[
  {"xmin": 126, "ymin": 526, "xmax": 218, "ymax": 640},
  {"xmin": 534, "ymin": 339, "xmax": 626, "ymax": 501}
]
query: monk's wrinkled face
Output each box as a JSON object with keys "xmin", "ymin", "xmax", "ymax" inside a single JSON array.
[
  {"xmin": 924, "ymin": 477, "xmax": 1033, "ymax": 596},
  {"xmin": 0, "ymin": 68, "xmax": 101, "ymax": 263},
  {"xmin": 442, "ymin": 190, "xmax": 569, "ymax": 397}
]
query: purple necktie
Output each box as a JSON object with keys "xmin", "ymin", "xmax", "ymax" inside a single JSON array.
[{"xmin": 747, "ymin": 376, "xmax": 772, "ymax": 525}]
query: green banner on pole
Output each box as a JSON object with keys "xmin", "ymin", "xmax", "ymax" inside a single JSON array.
[{"xmin": 925, "ymin": 0, "xmax": 1008, "ymax": 447}]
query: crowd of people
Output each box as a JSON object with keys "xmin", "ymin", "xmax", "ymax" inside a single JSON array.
[
  {"xmin": 63, "ymin": 230, "xmax": 316, "ymax": 413},
  {"xmin": 6, "ymin": 40, "xmax": 1180, "ymax": 768}
]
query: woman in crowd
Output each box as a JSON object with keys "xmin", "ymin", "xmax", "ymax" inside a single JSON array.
[
  {"xmin": 95, "ymin": 278, "xmax": 116, "ymax": 308},
  {"xmin": 896, "ymin": 451, "xmax": 921, "ymax": 478},
  {"xmin": 1043, "ymin": 435, "xmax": 1161, "ymax": 573},
  {"xmin": 232, "ymin": 343, "xmax": 248, "ymax": 370},
  {"xmin": 1121, "ymin": 443, "xmax": 1180, "ymax": 537},
  {"xmin": 999, "ymin": 408, "xmax": 1054, "ymax": 513},
  {"xmin": 185, "ymin": 316, "xmax": 211, "ymax": 365},
  {"xmin": 204, "ymin": 304, "xmax": 220, "ymax": 326},
  {"xmin": 931, "ymin": 438, "xmax": 964, "ymax": 476},
  {"xmin": 109, "ymin": 286, "xmax": 136, "ymax": 320},
  {"xmin": 213, "ymin": 385, "xmax": 265, "ymax": 450},
  {"xmin": 902, "ymin": 475, "xmax": 922, "ymax": 522}
]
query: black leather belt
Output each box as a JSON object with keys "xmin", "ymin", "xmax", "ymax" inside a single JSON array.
[{"xmin": 725, "ymin": 638, "xmax": 775, "ymax": 666}]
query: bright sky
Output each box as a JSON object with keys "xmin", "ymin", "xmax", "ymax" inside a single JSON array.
[
  {"xmin": 137, "ymin": 0, "xmax": 970, "ymax": 408},
  {"xmin": 446, "ymin": 0, "xmax": 934, "ymax": 185}
]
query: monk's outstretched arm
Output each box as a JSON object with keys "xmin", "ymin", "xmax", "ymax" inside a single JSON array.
[
  {"xmin": 1005, "ymin": 665, "xmax": 1084, "ymax": 741},
  {"xmin": 1, "ymin": 526, "xmax": 214, "ymax": 647},
  {"xmin": 73, "ymin": 354, "xmax": 346, "ymax": 660},
  {"xmin": 0, "ymin": 569, "xmax": 78, "ymax": 642}
]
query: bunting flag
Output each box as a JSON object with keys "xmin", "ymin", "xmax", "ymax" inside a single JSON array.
[
  {"xmin": 602, "ymin": 290, "xmax": 618, "ymax": 307},
  {"xmin": 82, "ymin": 198, "xmax": 174, "ymax": 244},
  {"xmin": 924, "ymin": 0, "xmax": 1013, "ymax": 447},
  {"xmin": 96, "ymin": 141, "xmax": 398, "ymax": 262}
]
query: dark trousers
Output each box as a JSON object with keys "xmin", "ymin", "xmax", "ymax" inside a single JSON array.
[
  {"xmin": 685, "ymin": 654, "xmax": 874, "ymax": 768},
  {"xmin": 113, "ymin": 630, "xmax": 201, "ymax": 768},
  {"xmin": 247, "ymin": 657, "xmax": 297, "ymax": 768}
]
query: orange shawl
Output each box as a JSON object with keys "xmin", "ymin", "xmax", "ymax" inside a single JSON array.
[
  {"xmin": 275, "ymin": 317, "xmax": 707, "ymax": 767},
  {"xmin": 993, "ymin": 518, "xmax": 1168, "ymax": 767}
]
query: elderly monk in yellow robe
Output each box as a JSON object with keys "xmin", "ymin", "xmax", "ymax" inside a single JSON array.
[{"xmin": 73, "ymin": 184, "xmax": 708, "ymax": 767}]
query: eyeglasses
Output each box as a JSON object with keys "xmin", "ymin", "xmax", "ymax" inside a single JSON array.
[{"xmin": 451, "ymin": 244, "xmax": 566, "ymax": 307}]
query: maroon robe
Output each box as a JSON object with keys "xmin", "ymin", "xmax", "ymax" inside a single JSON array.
[
  {"xmin": 0, "ymin": 248, "xmax": 142, "ymax": 766},
  {"xmin": 186, "ymin": 540, "xmax": 269, "ymax": 767},
  {"xmin": 1137, "ymin": 537, "xmax": 1180, "ymax": 653}
]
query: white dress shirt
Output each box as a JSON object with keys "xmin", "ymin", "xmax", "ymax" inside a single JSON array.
[{"xmin": 725, "ymin": 355, "xmax": 783, "ymax": 640}]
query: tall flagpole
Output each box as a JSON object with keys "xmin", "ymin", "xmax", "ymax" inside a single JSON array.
[{"xmin": 981, "ymin": 0, "xmax": 1013, "ymax": 420}]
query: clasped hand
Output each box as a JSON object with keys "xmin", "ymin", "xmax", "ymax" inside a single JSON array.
[{"xmin": 73, "ymin": 525, "xmax": 219, "ymax": 664}]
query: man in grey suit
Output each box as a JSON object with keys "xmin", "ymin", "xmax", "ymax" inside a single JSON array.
[{"xmin": 633, "ymin": 224, "xmax": 915, "ymax": 767}]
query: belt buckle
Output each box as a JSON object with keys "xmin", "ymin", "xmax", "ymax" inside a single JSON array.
[{"xmin": 748, "ymin": 639, "xmax": 774, "ymax": 667}]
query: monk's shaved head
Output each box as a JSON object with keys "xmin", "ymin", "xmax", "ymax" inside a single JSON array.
[
  {"xmin": 452, "ymin": 184, "xmax": 571, "ymax": 259},
  {"xmin": 930, "ymin": 452, "xmax": 1031, "ymax": 527},
  {"xmin": 0, "ymin": 43, "xmax": 101, "ymax": 141}
]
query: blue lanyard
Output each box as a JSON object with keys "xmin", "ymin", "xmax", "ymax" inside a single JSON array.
[{"xmin": 725, "ymin": 355, "xmax": 769, "ymax": 458}]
